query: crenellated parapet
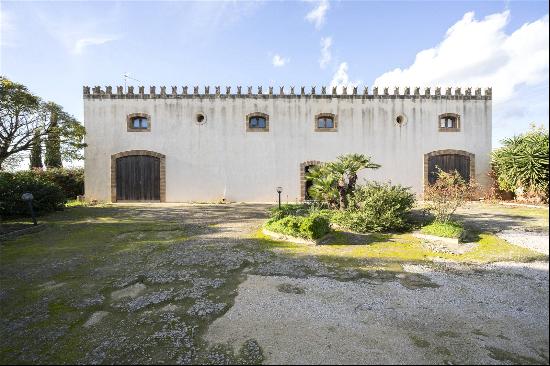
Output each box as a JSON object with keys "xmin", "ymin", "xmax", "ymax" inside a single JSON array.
[{"xmin": 82, "ymin": 85, "xmax": 492, "ymax": 100}]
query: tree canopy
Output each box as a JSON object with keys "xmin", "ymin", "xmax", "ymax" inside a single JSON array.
[{"xmin": 0, "ymin": 77, "xmax": 86, "ymax": 170}]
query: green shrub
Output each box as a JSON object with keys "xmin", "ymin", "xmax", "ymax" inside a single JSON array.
[
  {"xmin": 311, "ymin": 209, "xmax": 335, "ymax": 221},
  {"xmin": 268, "ymin": 203, "xmax": 308, "ymax": 221},
  {"xmin": 0, "ymin": 171, "xmax": 66, "ymax": 218},
  {"xmin": 36, "ymin": 167, "xmax": 84, "ymax": 199},
  {"xmin": 299, "ymin": 214, "xmax": 331, "ymax": 239},
  {"xmin": 332, "ymin": 182, "xmax": 415, "ymax": 233},
  {"xmin": 265, "ymin": 213, "xmax": 330, "ymax": 239},
  {"xmin": 421, "ymin": 221, "xmax": 465, "ymax": 239}
]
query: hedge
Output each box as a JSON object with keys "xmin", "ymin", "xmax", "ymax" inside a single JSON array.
[
  {"xmin": 0, "ymin": 171, "xmax": 66, "ymax": 218},
  {"xmin": 35, "ymin": 167, "xmax": 84, "ymax": 199}
]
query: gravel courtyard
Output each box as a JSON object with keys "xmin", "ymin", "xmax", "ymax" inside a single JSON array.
[{"xmin": 0, "ymin": 203, "xmax": 548, "ymax": 364}]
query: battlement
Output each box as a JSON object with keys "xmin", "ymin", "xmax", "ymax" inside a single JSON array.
[{"xmin": 83, "ymin": 85, "xmax": 492, "ymax": 100}]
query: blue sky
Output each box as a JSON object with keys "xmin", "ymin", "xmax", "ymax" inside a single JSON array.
[{"xmin": 1, "ymin": 0, "xmax": 548, "ymax": 148}]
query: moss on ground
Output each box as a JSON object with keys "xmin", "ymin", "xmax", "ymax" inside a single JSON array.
[
  {"xmin": 255, "ymin": 228, "xmax": 546, "ymax": 268},
  {"xmin": 0, "ymin": 206, "xmax": 257, "ymax": 364}
]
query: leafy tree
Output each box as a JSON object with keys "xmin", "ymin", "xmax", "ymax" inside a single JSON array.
[
  {"xmin": 306, "ymin": 153, "xmax": 380, "ymax": 209},
  {"xmin": 29, "ymin": 129, "xmax": 43, "ymax": 169},
  {"xmin": 0, "ymin": 77, "xmax": 86, "ymax": 170},
  {"xmin": 492, "ymin": 125, "xmax": 549, "ymax": 202}
]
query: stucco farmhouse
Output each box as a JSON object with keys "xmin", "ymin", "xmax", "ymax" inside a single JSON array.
[{"xmin": 83, "ymin": 85, "xmax": 492, "ymax": 203}]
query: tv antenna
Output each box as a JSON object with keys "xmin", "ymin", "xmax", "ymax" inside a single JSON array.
[{"xmin": 123, "ymin": 73, "xmax": 141, "ymax": 92}]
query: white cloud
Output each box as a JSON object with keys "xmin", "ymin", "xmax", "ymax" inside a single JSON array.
[
  {"xmin": 73, "ymin": 36, "xmax": 118, "ymax": 54},
  {"xmin": 30, "ymin": 6, "xmax": 121, "ymax": 56},
  {"xmin": 331, "ymin": 62, "xmax": 361, "ymax": 94},
  {"xmin": 272, "ymin": 54, "xmax": 289, "ymax": 67},
  {"xmin": 319, "ymin": 36, "xmax": 332, "ymax": 69},
  {"xmin": 305, "ymin": 0, "xmax": 329, "ymax": 30},
  {"xmin": 373, "ymin": 11, "xmax": 549, "ymax": 105}
]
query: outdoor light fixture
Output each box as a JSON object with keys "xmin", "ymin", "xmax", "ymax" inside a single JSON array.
[
  {"xmin": 21, "ymin": 192, "xmax": 37, "ymax": 226},
  {"xmin": 276, "ymin": 186, "xmax": 283, "ymax": 209}
]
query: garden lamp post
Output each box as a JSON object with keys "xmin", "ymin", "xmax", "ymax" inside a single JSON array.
[
  {"xmin": 276, "ymin": 186, "xmax": 283, "ymax": 209},
  {"xmin": 21, "ymin": 192, "xmax": 37, "ymax": 226}
]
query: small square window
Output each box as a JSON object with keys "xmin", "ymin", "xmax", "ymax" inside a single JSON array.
[
  {"xmin": 127, "ymin": 114, "xmax": 151, "ymax": 132},
  {"xmin": 250, "ymin": 117, "xmax": 266, "ymax": 129},
  {"xmin": 315, "ymin": 114, "xmax": 337, "ymax": 131},
  {"xmin": 318, "ymin": 118, "xmax": 326, "ymax": 129},
  {"xmin": 438, "ymin": 114, "xmax": 460, "ymax": 132},
  {"xmin": 258, "ymin": 118, "xmax": 266, "ymax": 128},
  {"xmin": 247, "ymin": 113, "xmax": 269, "ymax": 131}
]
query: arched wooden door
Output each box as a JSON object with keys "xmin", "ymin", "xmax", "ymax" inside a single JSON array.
[
  {"xmin": 116, "ymin": 155, "xmax": 160, "ymax": 201},
  {"xmin": 300, "ymin": 160, "xmax": 322, "ymax": 201},
  {"xmin": 427, "ymin": 153, "xmax": 471, "ymax": 184},
  {"xmin": 304, "ymin": 165, "xmax": 316, "ymax": 200}
]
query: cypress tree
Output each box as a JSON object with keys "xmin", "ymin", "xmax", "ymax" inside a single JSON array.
[
  {"xmin": 45, "ymin": 107, "xmax": 63, "ymax": 168},
  {"xmin": 29, "ymin": 129, "xmax": 43, "ymax": 169}
]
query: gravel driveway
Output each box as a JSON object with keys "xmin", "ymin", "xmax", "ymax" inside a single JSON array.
[
  {"xmin": 1, "ymin": 203, "xmax": 548, "ymax": 364},
  {"xmin": 207, "ymin": 262, "xmax": 548, "ymax": 364},
  {"xmin": 454, "ymin": 202, "xmax": 549, "ymax": 255}
]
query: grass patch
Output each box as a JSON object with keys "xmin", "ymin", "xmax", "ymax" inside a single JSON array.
[
  {"xmin": 65, "ymin": 199, "xmax": 89, "ymax": 208},
  {"xmin": 420, "ymin": 221, "xmax": 465, "ymax": 239}
]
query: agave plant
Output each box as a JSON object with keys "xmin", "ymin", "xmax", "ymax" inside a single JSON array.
[{"xmin": 492, "ymin": 126, "xmax": 549, "ymax": 202}]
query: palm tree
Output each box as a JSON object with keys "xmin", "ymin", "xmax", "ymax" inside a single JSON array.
[
  {"xmin": 305, "ymin": 164, "xmax": 339, "ymax": 208},
  {"xmin": 337, "ymin": 153, "xmax": 381, "ymax": 199},
  {"xmin": 306, "ymin": 154, "xmax": 381, "ymax": 210}
]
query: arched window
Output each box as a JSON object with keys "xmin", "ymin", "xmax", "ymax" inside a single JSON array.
[
  {"xmin": 246, "ymin": 112, "xmax": 269, "ymax": 132},
  {"xmin": 127, "ymin": 113, "xmax": 151, "ymax": 132},
  {"xmin": 438, "ymin": 113, "xmax": 460, "ymax": 132},
  {"xmin": 315, "ymin": 113, "xmax": 337, "ymax": 132}
]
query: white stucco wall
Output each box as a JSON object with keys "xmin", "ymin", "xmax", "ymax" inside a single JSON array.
[{"xmin": 83, "ymin": 88, "xmax": 492, "ymax": 202}]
